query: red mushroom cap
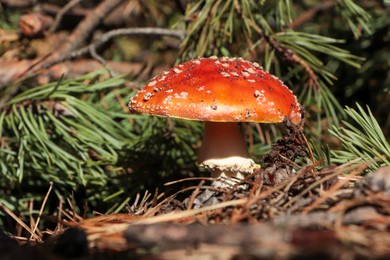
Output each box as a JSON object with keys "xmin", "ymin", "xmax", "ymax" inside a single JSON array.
[{"xmin": 129, "ymin": 57, "xmax": 302, "ymax": 124}]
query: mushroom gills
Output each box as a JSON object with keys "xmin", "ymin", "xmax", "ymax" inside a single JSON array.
[{"xmin": 200, "ymin": 156, "xmax": 260, "ymax": 188}]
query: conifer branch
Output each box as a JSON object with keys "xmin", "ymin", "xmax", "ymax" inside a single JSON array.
[{"xmin": 330, "ymin": 104, "xmax": 390, "ymax": 169}]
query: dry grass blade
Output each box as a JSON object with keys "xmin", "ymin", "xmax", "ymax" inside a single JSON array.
[
  {"xmin": 187, "ymin": 180, "xmax": 205, "ymax": 210},
  {"xmin": 0, "ymin": 201, "xmax": 42, "ymax": 242},
  {"xmin": 284, "ymin": 158, "xmax": 365, "ymax": 209},
  {"xmin": 82, "ymin": 198, "xmax": 248, "ymax": 239},
  {"xmin": 302, "ymin": 162, "xmax": 370, "ymax": 213},
  {"xmin": 164, "ymin": 177, "xmax": 216, "ymax": 186},
  {"xmin": 30, "ymin": 181, "xmax": 53, "ymax": 240},
  {"xmin": 143, "ymin": 185, "xmax": 225, "ymax": 217}
]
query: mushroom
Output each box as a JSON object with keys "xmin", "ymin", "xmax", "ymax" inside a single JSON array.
[{"xmin": 129, "ymin": 56, "xmax": 302, "ymax": 187}]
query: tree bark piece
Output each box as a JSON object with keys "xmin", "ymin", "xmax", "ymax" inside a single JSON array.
[{"xmin": 123, "ymin": 223, "xmax": 342, "ymax": 259}]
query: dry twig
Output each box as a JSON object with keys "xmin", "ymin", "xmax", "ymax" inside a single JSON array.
[{"xmin": 30, "ymin": 181, "xmax": 53, "ymax": 240}]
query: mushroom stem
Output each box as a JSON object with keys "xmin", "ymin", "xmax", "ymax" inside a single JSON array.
[{"xmin": 198, "ymin": 122, "xmax": 259, "ymax": 183}]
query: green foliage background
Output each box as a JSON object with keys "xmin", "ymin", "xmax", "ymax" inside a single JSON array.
[{"xmin": 0, "ymin": 0, "xmax": 389, "ymax": 232}]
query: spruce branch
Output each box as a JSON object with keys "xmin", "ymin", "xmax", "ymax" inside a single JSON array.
[
  {"xmin": 0, "ymin": 68, "xmax": 203, "ymax": 214},
  {"xmin": 337, "ymin": 0, "xmax": 372, "ymax": 39},
  {"xmin": 330, "ymin": 104, "xmax": 390, "ymax": 170},
  {"xmin": 0, "ymin": 71, "xmax": 134, "ymax": 209},
  {"xmin": 272, "ymin": 31, "xmax": 363, "ymax": 81}
]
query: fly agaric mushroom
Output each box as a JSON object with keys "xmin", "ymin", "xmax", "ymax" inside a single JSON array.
[{"xmin": 129, "ymin": 56, "xmax": 301, "ymax": 187}]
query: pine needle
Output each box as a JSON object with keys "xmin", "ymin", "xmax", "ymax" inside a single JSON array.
[{"xmin": 330, "ymin": 104, "xmax": 390, "ymax": 169}]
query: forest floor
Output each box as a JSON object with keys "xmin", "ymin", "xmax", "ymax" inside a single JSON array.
[
  {"xmin": 2, "ymin": 125, "xmax": 390, "ymax": 260},
  {"xmin": 2, "ymin": 162, "xmax": 390, "ymax": 259}
]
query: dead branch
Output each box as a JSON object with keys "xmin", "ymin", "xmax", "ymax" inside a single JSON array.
[
  {"xmin": 288, "ymin": 2, "xmax": 335, "ymax": 29},
  {"xmin": 68, "ymin": 27, "xmax": 186, "ymax": 60},
  {"xmin": 0, "ymin": 27, "xmax": 183, "ymax": 89},
  {"xmin": 29, "ymin": 0, "xmax": 124, "ymax": 73},
  {"xmin": 0, "ymin": 0, "xmax": 34, "ymax": 8},
  {"xmin": 119, "ymin": 223, "xmax": 356, "ymax": 259},
  {"xmin": 88, "ymin": 44, "xmax": 116, "ymax": 77},
  {"xmin": 124, "ymin": 223, "xmax": 292, "ymax": 251},
  {"xmin": 0, "ymin": 201, "xmax": 42, "ymax": 242},
  {"xmin": 39, "ymin": 3, "xmax": 89, "ymax": 18},
  {"xmin": 83, "ymin": 27, "xmax": 185, "ymax": 77},
  {"xmin": 0, "ymin": 59, "xmax": 143, "ymax": 84},
  {"xmin": 48, "ymin": 0, "xmax": 84, "ymax": 33}
]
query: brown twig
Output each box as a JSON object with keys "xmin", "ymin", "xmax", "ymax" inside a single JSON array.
[
  {"xmin": 56, "ymin": 207, "xmax": 79, "ymax": 225},
  {"xmin": 286, "ymin": 51, "xmax": 320, "ymax": 89},
  {"xmin": 283, "ymin": 158, "xmax": 364, "ymax": 208},
  {"xmin": 55, "ymin": 197, "xmax": 64, "ymax": 234},
  {"xmin": 9, "ymin": 26, "xmax": 185, "ymax": 89},
  {"xmin": 301, "ymin": 129, "xmax": 315, "ymax": 162},
  {"xmin": 0, "ymin": 201, "xmax": 42, "ymax": 242},
  {"xmin": 48, "ymin": 0, "xmax": 84, "ymax": 33},
  {"xmin": 288, "ymin": 2, "xmax": 335, "ymax": 30},
  {"xmin": 0, "ymin": 0, "xmax": 34, "ymax": 8},
  {"xmin": 88, "ymin": 43, "xmax": 117, "ymax": 77},
  {"xmin": 68, "ymin": 27, "xmax": 186, "ymax": 60},
  {"xmin": 164, "ymin": 177, "xmax": 217, "ymax": 186},
  {"xmin": 302, "ymin": 162, "xmax": 371, "ymax": 213},
  {"xmin": 29, "ymin": 0, "xmax": 124, "ymax": 73},
  {"xmin": 30, "ymin": 181, "xmax": 53, "ymax": 240},
  {"xmin": 187, "ymin": 181, "xmax": 205, "ymax": 210}
]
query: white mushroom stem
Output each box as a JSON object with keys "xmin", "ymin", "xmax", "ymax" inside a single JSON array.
[{"xmin": 197, "ymin": 122, "xmax": 260, "ymax": 186}]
